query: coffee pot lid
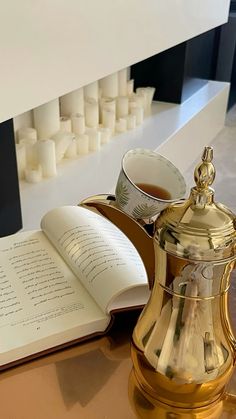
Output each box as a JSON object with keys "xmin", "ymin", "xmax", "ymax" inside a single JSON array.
[{"xmin": 155, "ymin": 147, "xmax": 236, "ymax": 261}]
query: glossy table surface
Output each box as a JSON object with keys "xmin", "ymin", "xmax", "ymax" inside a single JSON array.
[
  {"xmin": 0, "ymin": 311, "xmax": 139, "ymax": 419},
  {"xmin": 0, "ymin": 304, "xmax": 236, "ymax": 419}
]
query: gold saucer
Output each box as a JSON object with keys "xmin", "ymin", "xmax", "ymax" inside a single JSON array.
[{"xmin": 79, "ymin": 194, "xmax": 155, "ymax": 289}]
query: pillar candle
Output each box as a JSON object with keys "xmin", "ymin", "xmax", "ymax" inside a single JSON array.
[
  {"xmin": 127, "ymin": 79, "xmax": 134, "ymax": 96},
  {"xmin": 60, "ymin": 87, "xmax": 84, "ymax": 116},
  {"xmin": 60, "ymin": 116, "xmax": 72, "ymax": 132},
  {"xmin": 100, "ymin": 97, "xmax": 116, "ymax": 113},
  {"xmin": 36, "ymin": 139, "xmax": 57, "ymax": 177},
  {"xmin": 146, "ymin": 87, "xmax": 156, "ymax": 107},
  {"xmin": 99, "ymin": 72, "xmax": 118, "ymax": 98},
  {"xmin": 129, "ymin": 98, "xmax": 136, "ymax": 112},
  {"xmin": 17, "ymin": 127, "xmax": 37, "ymax": 142},
  {"xmin": 19, "ymin": 138, "xmax": 38, "ymax": 165},
  {"xmin": 85, "ymin": 98, "xmax": 99, "ymax": 128},
  {"xmin": 65, "ymin": 137, "xmax": 77, "ymax": 159},
  {"xmin": 76, "ymin": 134, "xmax": 89, "ymax": 155},
  {"xmin": 116, "ymin": 96, "xmax": 129, "ymax": 119},
  {"xmin": 98, "ymin": 88, "xmax": 102, "ymax": 99},
  {"xmin": 15, "ymin": 143, "xmax": 26, "ymax": 180},
  {"xmin": 115, "ymin": 118, "xmax": 127, "ymax": 133},
  {"xmin": 71, "ymin": 113, "xmax": 85, "ymax": 135},
  {"xmin": 102, "ymin": 109, "xmax": 116, "ymax": 133},
  {"xmin": 131, "ymin": 106, "xmax": 144, "ymax": 125},
  {"xmin": 130, "ymin": 93, "xmax": 145, "ymax": 110},
  {"xmin": 100, "ymin": 97, "xmax": 116, "ymax": 123},
  {"xmin": 25, "ymin": 165, "xmax": 42, "ymax": 183},
  {"xmin": 51, "ymin": 131, "xmax": 73, "ymax": 163},
  {"xmin": 84, "ymin": 81, "xmax": 99, "ymax": 100},
  {"xmin": 14, "ymin": 110, "xmax": 34, "ymax": 139},
  {"xmin": 86, "ymin": 128, "xmax": 101, "ymax": 151},
  {"xmin": 126, "ymin": 114, "xmax": 136, "ymax": 130},
  {"xmin": 99, "ymin": 127, "xmax": 111, "ymax": 144},
  {"xmin": 33, "ymin": 98, "xmax": 60, "ymax": 140},
  {"xmin": 136, "ymin": 87, "xmax": 149, "ymax": 112},
  {"xmin": 118, "ymin": 68, "xmax": 128, "ymax": 96}
]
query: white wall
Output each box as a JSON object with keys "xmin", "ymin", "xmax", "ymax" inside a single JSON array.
[{"xmin": 0, "ymin": 0, "xmax": 230, "ymax": 122}]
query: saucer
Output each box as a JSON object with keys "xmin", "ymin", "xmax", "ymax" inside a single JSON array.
[{"xmin": 79, "ymin": 194, "xmax": 155, "ymax": 289}]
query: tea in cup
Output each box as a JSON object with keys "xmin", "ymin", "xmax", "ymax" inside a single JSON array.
[{"xmin": 115, "ymin": 148, "xmax": 186, "ymax": 219}]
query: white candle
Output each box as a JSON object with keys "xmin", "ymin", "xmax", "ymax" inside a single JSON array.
[
  {"xmin": 102, "ymin": 109, "xmax": 116, "ymax": 133},
  {"xmin": 86, "ymin": 128, "xmax": 101, "ymax": 151},
  {"xmin": 25, "ymin": 165, "xmax": 42, "ymax": 183},
  {"xmin": 71, "ymin": 113, "xmax": 85, "ymax": 135},
  {"xmin": 76, "ymin": 134, "xmax": 89, "ymax": 155},
  {"xmin": 65, "ymin": 137, "xmax": 77, "ymax": 159},
  {"xmin": 146, "ymin": 87, "xmax": 156, "ymax": 107},
  {"xmin": 100, "ymin": 97, "xmax": 116, "ymax": 123},
  {"xmin": 116, "ymin": 96, "xmax": 129, "ymax": 119},
  {"xmin": 19, "ymin": 138, "xmax": 38, "ymax": 165},
  {"xmin": 131, "ymin": 106, "xmax": 144, "ymax": 125},
  {"xmin": 130, "ymin": 93, "xmax": 145, "ymax": 110},
  {"xmin": 84, "ymin": 81, "xmax": 99, "ymax": 100},
  {"xmin": 127, "ymin": 79, "xmax": 134, "ymax": 96},
  {"xmin": 85, "ymin": 98, "xmax": 99, "ymax": 128},
  {"xmin": 33, "ymin": 98, "xmax": 60, "ymax": 140},
  {"xmin": 99, "ymin": 72, "xmax": 118, "ymax": 98},
  {"xmin": 60, "ymin": 116, "xmax": 72, "ymax": 132},
  {"xmin": 36, "ymin": 140, "xmax": 57, "ymax": 177},
  {"xmin": 15, "ymin": 143, "xmax": 26, "ymax": 180},
  {"xmin": 14, "ymin": 110, "xmax": 33, "ymax": 139},
  {"xmin": 51, "ymin": 131, "xmax": 73, "ymax": 163},
  {"xmin": 99, "ymin": 127, "xmax": 111, "ymax": 144},
  {"xmin": 136, "ymin": 87, "xmax": 149, "ymax": 112},
  {"xmin": 100, "ymin": 97, "xmax": 116, "ymax": 113},
  {"xmin": 126, "ymin": 114, "xmax": 136, "ymax": 130},
  {"xmin": 60, "ymin": 87, "xmax": 84, "ymax": 116},
  {"xmin": 17, "ymin": 127, "xmax": 37, "ymax": 142},
  {"xmin": 115, "ymin": 118, "xmax": 127, "ymax": 133},
  {"xmin": 118, "ymin": 68, "xmax": 128, "ymax": 96}
]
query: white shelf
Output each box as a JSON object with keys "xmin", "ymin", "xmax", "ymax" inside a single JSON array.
[
  {"xmin": 0, "ymin": 0, "xmax": 230, "ymax": 122},
  {"xmin": 20, "ymin": 80, "xmax": 229, "ymax": 230}
]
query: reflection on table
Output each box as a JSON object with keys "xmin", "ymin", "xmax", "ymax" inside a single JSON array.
[{"xmin": 0, "ymin": 278, "xmax": 236, "ymax": 418}]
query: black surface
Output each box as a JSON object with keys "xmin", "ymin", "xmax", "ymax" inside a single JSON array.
[
  {"xmin": 230, "ymin": 0, "xmax": 236, "ymax": 12},
  {"xmin": 131, "ymin": 42, "xmax": 186, "ymax": 103},
  {"xmin": 215, "ymin": 13, "xmax": 236, "ymax": 109},
  {"xmin": 131, "ymin": 28, "xmax": 218, "ymax": 104},
  {"xmin": 0, "ymin": 119, "xmax": 22, "ymax": 236}
]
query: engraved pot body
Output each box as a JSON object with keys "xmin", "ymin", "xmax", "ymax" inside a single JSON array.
[
  {"xmin": 131, "ymin": 248, "xmax": 236, "ymax": 408},
  {"xmin": 131, "ymin": 147, "xmax": 236, "ymax": 408}
]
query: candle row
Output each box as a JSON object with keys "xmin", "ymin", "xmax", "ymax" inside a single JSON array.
[
  {"xmin": 14, "ymin": 68, "xmax": 155, "ymax": 184},
  {"xmin": 15, "ymin": 127, "xmax": 111, "ymax": 183}
]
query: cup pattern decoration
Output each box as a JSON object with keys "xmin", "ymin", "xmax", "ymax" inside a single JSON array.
[{"xmin": 115, "ymin": 148, "xmax": 186, "ymax": 219}]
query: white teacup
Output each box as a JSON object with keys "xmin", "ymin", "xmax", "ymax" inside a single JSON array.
[{"xmin": 115, "ymin": 148, "xmax": 186, "ymax": 219}]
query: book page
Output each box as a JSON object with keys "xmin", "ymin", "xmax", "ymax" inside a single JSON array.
[
  {"xmin": 41, "ymin": 206, "xmax": 148, "ymax": 313},
  {"xmin": 0, "ymin": 230, "xmax": 108, "ymax": 363}
]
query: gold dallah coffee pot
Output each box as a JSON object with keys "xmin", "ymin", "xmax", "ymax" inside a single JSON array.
[{"xmin": 131, "ymin": 146, "xmax": 236, "ymax": 408}]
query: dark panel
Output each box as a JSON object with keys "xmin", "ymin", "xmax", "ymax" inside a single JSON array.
[
  {"xmin": 215, "ymin": 13, "xmax": 236, "ymax": 109},
  {"xmin": 182, "ymin": 30, "xmax": 217, "ymax": 102},
  {"xmin": 230, "ymin": 0, "xmax": 236, "ymax": 12},
  {"xmin": 131, "ymin": 28, "xmax": 218, "ymax": 104},
  {"xmin": 131, "ymin": 43, "xmax": 186, "ymax": 103},
  {"xmin": 229, "ymin": 51, "xmax": 236, "ymax": 108},
  {"xmin": 0, "ymin": 119, "xmax": 22, "ymax": 236}
]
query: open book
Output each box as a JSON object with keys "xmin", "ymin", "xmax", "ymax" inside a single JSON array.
[{"xmin": 0, "ymin": 205, "xmax": 150, "ymax": 369}]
